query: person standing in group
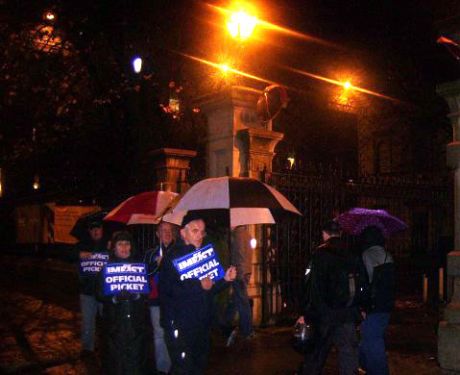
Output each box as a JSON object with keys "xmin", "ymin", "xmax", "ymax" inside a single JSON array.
[
  {"xmin": 159, "ymin": 213, "xmax": 237, "ymax": 374},
  {"xmin": 223, "ymin": 225, "xmax": 255, "ymax": 346},
  {"xmin": 359, "ymin": 226, "xmax": 395, "ymax": 375},
  {"xmin": 143, "ymin": 221, "xmax": 176, "ymax": 375},
  {"xmin": 97, "ymin": 231, "xmax": 147, "ymax": 374},
  {"xmin": 75, "ymin": 220, "xmax": 107, "ymax": 356},
  {"xmin": 296, "ymin": 221, "xmax": 361, "ymax": 375}
]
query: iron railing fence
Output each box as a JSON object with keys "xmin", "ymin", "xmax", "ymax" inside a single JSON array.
[{"xmin": 261, "ymin": 170, "xmax": 452, "ymax": 322}]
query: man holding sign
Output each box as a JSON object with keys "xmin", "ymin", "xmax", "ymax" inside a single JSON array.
[{"xmin": 160, "ymin": 213, "xmax": 236, "ymax": 374}]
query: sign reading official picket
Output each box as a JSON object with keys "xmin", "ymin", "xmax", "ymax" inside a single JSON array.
[
  {"xmin": 103, "ymin": 263, "xmax": 150, "ymax": 296},
  {"xmin": 173, "ymin": 244, "xmax": 225, "ymax": 281},
  {"xmin": 79, "ymin": 252, "xmax": 109, "ymax": 275}
]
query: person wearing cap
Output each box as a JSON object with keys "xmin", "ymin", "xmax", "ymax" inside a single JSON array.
[
  {"xmin": 97, "ymin": 231, "xmax": 147, "ymax": 374},
  {"xmin": 75, "ymin": 220, "xmax": 108, "ymax": 356},
  {"xmin": 296, "ymin": 221, "xmax": 361, "ymax": 375},
  {"xmin": 159, "ymin": 213, "xmax": 237, "ymax": 374}
]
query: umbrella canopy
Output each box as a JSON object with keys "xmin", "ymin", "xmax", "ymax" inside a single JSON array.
[
  {"xmin": 337, "ymin": 207, "xmax": 408, "ymax": 237},
  {"xmin": 104, "ymin": 191, "xmax": 178, "ymax": 225},
  {"xmin": 70, "ymin": 210, "xmax": 124, "ymax": 241},
  {"xmin": 163, "ymin": 176, "xmax": 301, "ymax": 227}
]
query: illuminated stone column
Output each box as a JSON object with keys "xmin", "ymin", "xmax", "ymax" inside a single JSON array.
[
  {"xmin": 437, "ymin": 79, "xmax": 460, "ymax": 371},
  {"xmin": 198, "ymin": 86, "xmax": 284, "ymax": 325}
]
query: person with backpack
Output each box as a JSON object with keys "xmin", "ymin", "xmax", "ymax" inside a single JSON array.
[
  {"xmin": 358, "ymin": 226, "xmax": 395, "ymax": 375},
  {"xmin": 296, "ymin": 221, "xmax": 361, "ymax": 375}
]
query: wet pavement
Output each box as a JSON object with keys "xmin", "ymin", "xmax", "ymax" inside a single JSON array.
[{"xmin": 0, "ymin": 254, "xmax": 444, "ymax": 374}]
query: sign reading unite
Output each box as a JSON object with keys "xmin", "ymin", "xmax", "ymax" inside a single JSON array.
[
  {"xmin": 103, "ymin": 263, "xmax": 150, "ymax": 296},
  {"xmin": 172, "ymin": 244, "xmax": 225, "ymax": 281},
  {"xmin": 79, "ymin": 252, "xmax": 109, "ymax": 275}
]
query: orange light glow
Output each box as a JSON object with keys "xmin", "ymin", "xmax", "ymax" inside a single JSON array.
[
  {"xmin": 177, "ymin": 52, "xmax": 282, "ymax": 86},
  {"xmin": 227, "ymin": 10, "xmax": 257, "ymax": 40},
  {"xmin": 280, "ymin": 65, "xmax": 398, "ymax": 102},
  {"xmin": 343, "ymin": 81, "xmax": 352, "ymax": 90},
  {"xmin": 44, "ymin": 11, "xmax": 56, "ymax": 21},
  {"xmin": 208, "ymin": 3, "xmax": 336, "ymax": 48},
  {"xmin": 220, "ymin": 63, "xmax": 231, "ymax": 74}
]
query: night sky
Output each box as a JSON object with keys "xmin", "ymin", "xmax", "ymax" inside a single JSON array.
[{"xmin": 1, "ymin": 0, "xmax": 459, "ymax": 203}]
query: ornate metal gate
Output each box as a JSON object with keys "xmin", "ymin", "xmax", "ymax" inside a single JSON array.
[{"xmin": 261, "ymin": 171, "xmax": 451, "ymax": 323}]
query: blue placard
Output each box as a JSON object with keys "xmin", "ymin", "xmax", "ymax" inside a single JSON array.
[
  {"xmin": 79, "ymin": 252, "xmax": 109, "ymax": 275},
  {"xmin": 103, "ymin": 263, "xmax": 150, "ymax": 296},
  {"xmin": 172, "ymin": 243, "xmax": 225, "ymax": 281}
]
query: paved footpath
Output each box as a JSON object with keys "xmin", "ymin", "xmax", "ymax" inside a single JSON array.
[{"xmin": 0, "ymin": 255, "xmax": 444, "ymax": 374}]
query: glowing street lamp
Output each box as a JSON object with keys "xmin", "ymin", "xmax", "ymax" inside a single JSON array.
[
  {"xmin": 227, "ymin": 10, "xmax": 257, "ymax": 41},
  {"xmin": 343, "ymin": 81, "xmax": 352, "ymax": 90},
  {"xmin": 220, "ymin": 63, "xmax": 231, "ymax": 75},
  {"xmin": 132, "ymin": 56, "xmax": 143, "ymax": 74},
  {"xmin": 33, "ymin": 174, "xmax": 40, "ymax": 190},
  {"xmin": 44, "ymin": 11, "xmax": 56, "ymax": 21}
]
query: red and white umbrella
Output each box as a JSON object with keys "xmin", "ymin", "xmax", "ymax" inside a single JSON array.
[
  {"xmin": 104, "ymin": 191, "xmax": 178, "ymax": 225},
  {"xmin": 163, "ymin": 177, "xmax": 300, "ymax": 227}
]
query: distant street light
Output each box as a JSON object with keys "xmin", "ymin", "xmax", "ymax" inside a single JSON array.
[
  {"xmin": 33, "ymin": 174, "xmax": 40, "ymax": 190},
  {"xmin": 343, "ymin": 81, "xmax": 352, "ymax": 90},
  {"xmin": 44, "ymin": 11, "xmax": 56, "ymax": 21},
  {"xmin": 132, "ymin": 57, "xmax": 143, "ymax": 73},
  {"xmin": 227, "ymin": 10, "xmax": 257, "ymax": 41}
]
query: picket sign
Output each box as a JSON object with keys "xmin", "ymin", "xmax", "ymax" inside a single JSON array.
[
  {"xmin": 172, "ymin": 243, "xmax": 225, "ymax": 281},
  {"xmin": 103, "ymin": 263, "xmax": 150, "ymax": 296},
  {"xmin": 79, "ymin": 252, "xmax": 109, "ymax": 275}
]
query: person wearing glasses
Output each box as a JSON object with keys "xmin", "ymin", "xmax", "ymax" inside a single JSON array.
[{"xmin": 159, "ymin": 213, "xmax": 236, "ymax": 374}]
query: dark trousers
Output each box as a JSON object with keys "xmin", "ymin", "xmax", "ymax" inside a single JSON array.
[
  {"xmin": 165, "ymin": 325, "xmax": 210, "ymax": 375},
  {"xmin": 359, "ymin": 313, "xmax": 390, "ymax": 375},
  {"xmin": 302, "ymin": 321, "xmax": 358, "ymax": 375},
  {"xmin": 223, "ymin": 276, "xmax": 253, "ymax": 337}
]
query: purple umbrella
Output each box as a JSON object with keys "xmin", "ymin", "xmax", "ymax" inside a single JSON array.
[{"xmin": 337, "ymin": 207, "xmax": 407, "ymax": 237}]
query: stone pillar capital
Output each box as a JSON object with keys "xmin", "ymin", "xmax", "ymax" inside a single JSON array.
[
  {"xmin": 238, "ymin": 127, "xmax": 284, "ymax": 178},
  {"xmin": 149, "ymin": 148, "xmax": 197, "ymax": 193}
]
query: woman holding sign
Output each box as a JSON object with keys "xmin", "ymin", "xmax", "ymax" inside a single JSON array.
[{"xmin": 97, "ymin": 231, "xmax": 148, "ymax": 374}]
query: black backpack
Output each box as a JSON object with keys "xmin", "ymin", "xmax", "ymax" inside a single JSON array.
[{"xmin": 324, "ymin": 251, "xmax": 363, "ymax": 309}]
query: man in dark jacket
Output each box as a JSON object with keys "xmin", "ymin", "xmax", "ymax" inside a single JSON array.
[
  {"xmin": 143, "ymin": 221, "xmax": 176, "ymax": 374},
  {"xmin": 160, "ymin": 213, "xmax": 236, "ymax": 374},
  {"xmin": 75, "ymin": 220, "xmax": 108, "ymax": 355},
  {"xmin": 297, "ymin": 221, "xmax": 360, "ymax": 375}
]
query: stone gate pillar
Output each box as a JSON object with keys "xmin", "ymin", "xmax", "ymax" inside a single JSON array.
[
  {"xmin": 150, "ymin": 148, "xmax": 197, "ymax": 193},
  {"xmin": 197, "ymin": 85, "xmax": 284, "ymax": 325},
  {"xmin": 437, "ymin": 79, "xmax": 460, "ymax": 372}
]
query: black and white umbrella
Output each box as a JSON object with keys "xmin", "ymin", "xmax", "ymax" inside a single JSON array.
[{"xmin": 163, "ymin": 176, "xmax": 301, "ymax": 227}]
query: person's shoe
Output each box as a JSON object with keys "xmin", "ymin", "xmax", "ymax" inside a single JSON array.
[{"xmin": 226, "ymin": 329, "xmax": 238, "ymax": 347}]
